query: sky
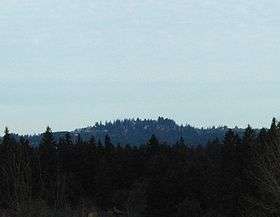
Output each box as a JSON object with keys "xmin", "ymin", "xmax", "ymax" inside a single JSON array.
[{"xmin": 1, "ymin": 0, "xmax": 280, "ymax": 134}]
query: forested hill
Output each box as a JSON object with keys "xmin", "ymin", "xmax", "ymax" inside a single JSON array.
[{"xmin": 25, "ymin": 117, "xmax": 245, "ymax": 146}]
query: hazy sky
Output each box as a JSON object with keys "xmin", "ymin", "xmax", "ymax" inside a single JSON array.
[{"xmin": 1, "ymin": 0, "xmax": 280, "ymax": 134}]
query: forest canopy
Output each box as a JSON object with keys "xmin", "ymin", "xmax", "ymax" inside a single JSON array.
[{"xmin": 0, "ymin": 118, "xmax": 280, "ymax": 217}]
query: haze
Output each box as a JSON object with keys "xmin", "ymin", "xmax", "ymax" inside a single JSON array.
[{"xmin": 1, "ymin": 0, "xmax": 280, "ymax": 134}]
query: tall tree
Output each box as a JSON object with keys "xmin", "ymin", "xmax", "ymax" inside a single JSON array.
[
  {"xmin": 147, "ymin": 134, "xmax": 160, "ymax": 156},
  {"xmin": 220, "ymin": 129, "xmax": 241, "ymax": 217},
  {"xmin": 39, "ymin": 126, "xmax": 58, "ymax": 206}
]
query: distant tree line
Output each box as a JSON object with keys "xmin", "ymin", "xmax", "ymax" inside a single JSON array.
[
  {"xmin": 0, "ymin": 118, "xmax": 280, "ymax": 217},
  {"xmin": 24, "ymin": 117, "xmax": 241, "ymax": 147}
]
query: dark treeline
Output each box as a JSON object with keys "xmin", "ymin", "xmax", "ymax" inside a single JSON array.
[
  {"xmin": 1, "ymin": 119, "xmax": 280, "ymax": 217},
  {"xmin": 24, "ymin": 117, "xmax": 242, "ymax": 147}
]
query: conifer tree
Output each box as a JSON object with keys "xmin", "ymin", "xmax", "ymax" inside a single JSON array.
[
  {"xmin": 147, "ymin": 134, "xmax": 160, "ymax": 155},
  {"xmin": 220, "ymin": 129, "xmax": 241, "ymax": 217},
  {"xmin": 269, "ymin": 117, "xmax": 278, "ymax": 138},
  {"xmin": 39, "ymin": 126, "xmax": 58, "ymax": 206}
]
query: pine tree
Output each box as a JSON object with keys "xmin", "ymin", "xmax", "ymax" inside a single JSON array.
[
  {"xmin": 147, "ymin": 135, "xmax": 160, "ymax": 156},
  {"xmin": 269, "ymin": 117, "xmax": 278, "ymax": 138},
  {"xmin": 0, "ymin": 127, "xmax": 13, "ymax": 208},
  {"xmin": 220, "ymin": 129, "xmax": 241, "ymax": 217},
  {"xmin": 39, "ymin": 126, "xmax": 58, "ymax": 206}
]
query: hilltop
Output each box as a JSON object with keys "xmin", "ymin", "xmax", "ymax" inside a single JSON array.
[{"xmin": 23, "ymin": 117, "xmax": 244, "ymax": 146}]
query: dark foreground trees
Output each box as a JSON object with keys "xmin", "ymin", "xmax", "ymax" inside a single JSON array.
[{"xmin": 0, "ymin": 119, "xmax": 280, "ymax": 217}]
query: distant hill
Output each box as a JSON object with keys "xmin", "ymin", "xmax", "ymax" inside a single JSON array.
[{"xmin": 21, "ymin": 117, "xmax": 245, "ymax": 146}]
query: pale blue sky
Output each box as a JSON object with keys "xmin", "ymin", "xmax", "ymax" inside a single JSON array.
[{"xmin": 1, "ymin": 0, "xmax": 280, "ymax": 134}]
